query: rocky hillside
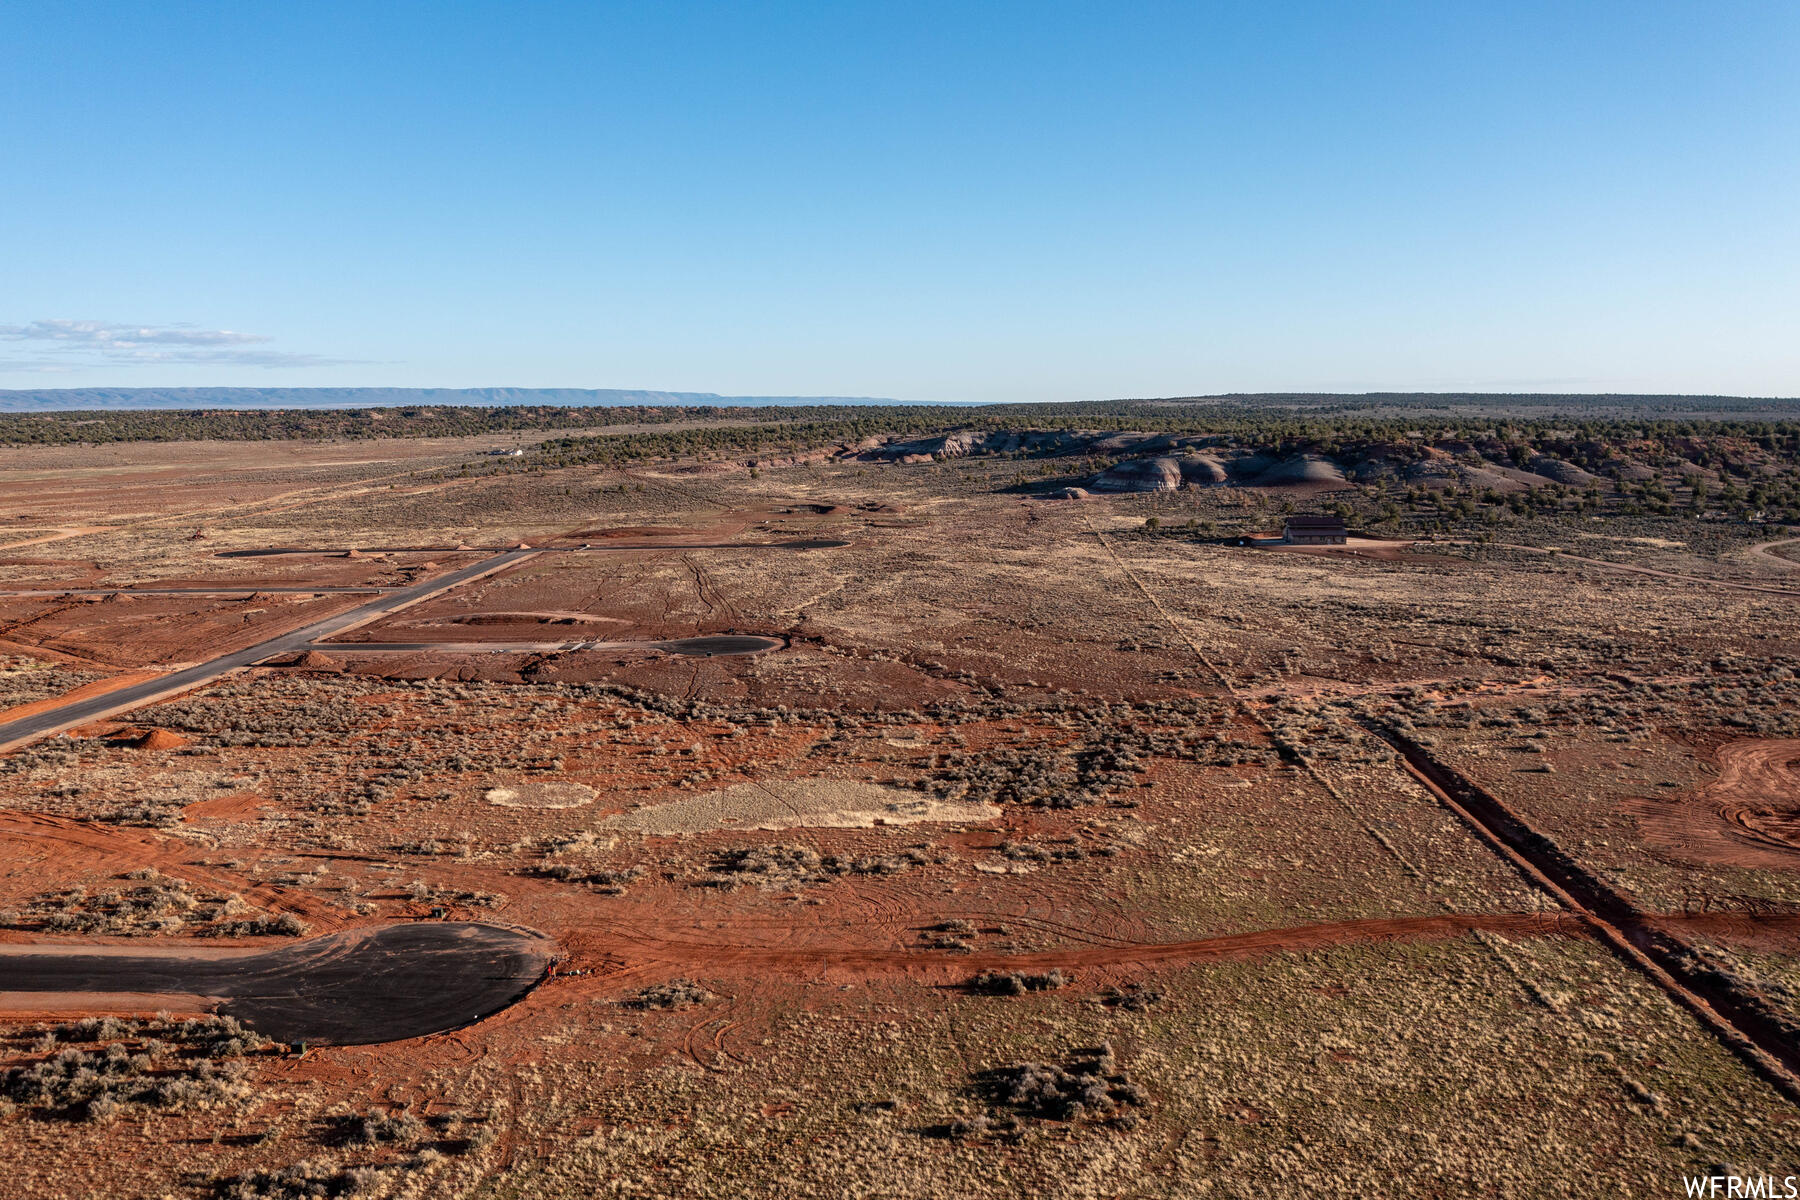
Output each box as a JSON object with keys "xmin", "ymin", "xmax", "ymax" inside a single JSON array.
[{"xmin": 842, "ymin": 426, "xmax": 1800, "ymax": 509}]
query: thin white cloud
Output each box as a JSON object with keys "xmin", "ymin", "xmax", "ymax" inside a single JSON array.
[
  {"xmin": 0, "ymin": 319, "xmax": 360, "ymax": 369},
  {"xmin": 0, "ymin": 319, "xmax": 269, "ymax": 348}
]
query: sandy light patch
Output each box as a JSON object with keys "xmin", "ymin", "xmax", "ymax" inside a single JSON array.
[
  {"xmin": 597, "ymin": 779, "xmax": 997, "ymax": 834},
  {"xmin": 484, "ymin": 781, "xmax": 598, "ymax": 809}
]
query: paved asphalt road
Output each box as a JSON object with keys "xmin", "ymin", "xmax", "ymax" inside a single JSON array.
[
  {"xmin": 0, "ymin": 549, "xmax": 535, "ymax": 752},
  {"xmin": 0, "ymin": 922, "xmax": 553, "ymax": 1044},
  {"xmin": 0, "ymin": 586, "xmax": 398, "ymax": 596}
]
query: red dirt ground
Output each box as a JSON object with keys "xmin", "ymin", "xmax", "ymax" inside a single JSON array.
[{"xmin": 1626, "ymin": 738, "xmax": 1800, "ymax": 871}]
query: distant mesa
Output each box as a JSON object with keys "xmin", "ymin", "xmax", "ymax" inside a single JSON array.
[{"xmin": 0, "ymin": 386, "xmax": 908, "ymax": 412}]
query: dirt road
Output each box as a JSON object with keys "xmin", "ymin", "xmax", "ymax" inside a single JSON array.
[
  {"xmin": 1479, "ymin": 540, "xmax": 1800, "ymax": 598},
  {"xmin": 1747, "ymin": 538, "xmax": 1800, "ymax": 571}
]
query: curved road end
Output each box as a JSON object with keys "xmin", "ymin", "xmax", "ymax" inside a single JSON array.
[{"xmin": 0, "ymin": 922, "xmax": 555, "ymax": 1046}]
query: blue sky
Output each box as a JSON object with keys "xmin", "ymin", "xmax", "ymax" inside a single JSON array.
[{"xmin": 3, "ymin": 2, "xmax": 1796, "ymax": 401}]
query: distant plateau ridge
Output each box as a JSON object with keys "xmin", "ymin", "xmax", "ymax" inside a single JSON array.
[{"xmin": 0, "ymin": 387, "xmax": 916, "ymax": 412}]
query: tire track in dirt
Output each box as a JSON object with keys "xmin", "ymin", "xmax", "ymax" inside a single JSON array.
[
  {"xmin": 580, "ymin": 910, "xmax": 1576, "ymax": 976},
  {"xmin": 0, "ymin": 811, "xmax": 169, "ymax": 891},
  {"xmin": 0, "ymin": 526, "xmax": 113, "ymax": 552},
  {"xmin": 937, "ymin": 909, "xmax": 1142, "ymax": 949},
  {"xmin": 2, "ymin": 469, "xmax": 463, "ymax": 557},
  {"xmin": 0, "ymin": 597, "xmax": 83, "ymax": 641},
  {"xmin": 715, "ymin": 1018, "xmax": 749, "ymax": 1066},
  {"xmin": 1708, "ymin": 739, "xmax": 1800, "ymax": 855},
  {"xmin": 1470, "ymin": 540, "xmax": 1800, "ymax": 599},
  {"xmin": 680, "ymin": 998, "xmax": 752, "ymax": 1073},
  {"xmin": 682, "ymin": 1013, "xmax": 729, "ymax": 1073},
  {"xmin": 831, "ymin": 877, "xmax": 913, "ymax": 930},
  {"xmin": 1625, "ymin": 739, "xmax": 1800, "ymax": 872},
  {"xmin": 1646, "ymin": 912, "xmax": 1800, "ymax": 950},
  {"xmin": 0, "ymin": 811, "xmax": 352, "ymax": 932},
  {"xmin": 680, "ymin": 553, "xmax": 740, "ymax": 626},
  {"xmin": 1086, "ymin": 518, "xmax": 1428, "ymax": 883}
]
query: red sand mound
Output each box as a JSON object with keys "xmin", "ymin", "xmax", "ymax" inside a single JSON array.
[{"xmin": 131, "ymin": 728, "xmax": 190, "ymax": 751}]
